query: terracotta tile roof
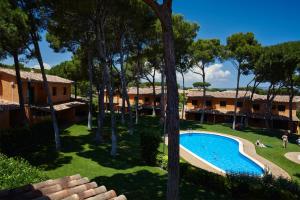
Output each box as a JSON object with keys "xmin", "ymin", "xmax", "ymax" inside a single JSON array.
[
  {"xmin": 32, "ymin": 101, "xmax": 87, "ymax": 112},
  {"xmin": 186, "ymin": 90, "xmax": 300, "ymax": 103},
  {"xmin": 0, "ymin": 174, "xmax": 126, "ymax": 200},
  {"xmin": 0, "ymin": 99, "xmax": 19, "ymax": 112},
  {"xmin": 0, "ymin": 67, "xmax": 73, "ymax": 84},
  {"xmin": 127, "ymin": 87, "xmax": 183, "ymax": 95}
]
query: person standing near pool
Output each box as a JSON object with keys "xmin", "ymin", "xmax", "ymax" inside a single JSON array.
[{"xmin": 282, "ymin": 134, "xmax": 288, "ymax": 148}]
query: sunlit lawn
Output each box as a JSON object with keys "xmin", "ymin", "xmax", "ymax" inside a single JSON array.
[
  {"xmin": 24, "ymin": 115, "xmax": 300, "ymax": 199},
  {"xmin": 26, "ymin": 116, "xmax": 225, "ymax": 199}
]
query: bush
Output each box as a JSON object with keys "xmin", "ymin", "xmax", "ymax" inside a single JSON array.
[
  {"xmin": 0, "ymin": 120, "xmax": 53, "ymax": 156},
  {"xmin": 157, "ymin": 153, "xmax": 168, "ymax": 170},
  {"xmin": 180, "ymin": 162, "xmax": 300, "ymax": 199},
  {"xmin": 0, "ymin": 153, "xmax": 47, "ymax": 190},
  {"xmin": 140, "ymin": 130, "xmax": 161, "ymax": 165}
]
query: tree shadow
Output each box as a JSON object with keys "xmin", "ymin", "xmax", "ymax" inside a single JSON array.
[
  {"xmin": 76, "ymin": 128, "xmax": 143, "ymax": 170},
  {"xmin": 92, "ymin": 170, "xmax": 228, "ymax": 199},
  {"xmin": 92, "ymin": 170, "xmax": 166, "ymax": 199}
]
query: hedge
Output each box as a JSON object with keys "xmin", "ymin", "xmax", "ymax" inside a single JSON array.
[
  {"xmin": 140, "ymin": 129, "xmax": 161, "ymax": 165},
  {"xmin": 180, "ymin": 162, "xmax": 300, "ymax": 199},
  {"xmin": 0, "ymin": 153, "xmax": 47, "ymax": 190},
  {"xmin": 0, "ymin": 120, "xmax": 54, "ymax": 156}
]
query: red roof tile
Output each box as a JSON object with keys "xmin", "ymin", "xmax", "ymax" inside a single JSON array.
[{"xmin": 0, "ymin": 174, "xmax": 126, "ymax": 200}]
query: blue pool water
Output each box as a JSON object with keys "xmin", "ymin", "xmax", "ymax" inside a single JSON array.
[{"xmin": 180, "ymin": 133, "xmax": 264, "ymax": 176}]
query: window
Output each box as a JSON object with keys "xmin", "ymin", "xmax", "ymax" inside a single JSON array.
[
  {"xmin": 236, "ymin": 101, "xmax": 243, "ymax": 108},
  {"xmin": 220, "ymin": 101, "xmax": 226, "ymax": 107},
  {"xmin": 192, "ymin": 100, "xmax": 198, "ymax": 106},
  {"xmin": 63, "ymin": 87, "xmax": 67, "ymax": 95},
  {"xmin": 52, "ymin": 87, "xmax": 57, "ymax": 96},
  {"xmin": 205, "ymin": 100, "xmax": 212, "ymax": 107},
  {"xmin": 144, "ymin": 97, "xmax": 150, "ymax": 103},
  {"xmin": 278, "ymin": 105, "xmax": 286, "ymax": 112},
  {"xmin": 155, "ymin": 97, "xmax": 160, "ymax": 103},
  {"xmin": 252, "ymin": 104, "xmax": 260, "ymax": 111}
]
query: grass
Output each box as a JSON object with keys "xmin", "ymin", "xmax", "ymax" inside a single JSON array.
[
  {"xmin": 22, "ymin": 116, "xmax": 226, "ymax": 199},
  {"xmin": 19, "ymin": 115, "xmax": 300, "ymax": 199}
]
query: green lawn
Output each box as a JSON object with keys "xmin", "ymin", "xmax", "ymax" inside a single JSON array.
[{"xmin": 22, "ymin": 116, "xmax": 300, "ymax": 199}]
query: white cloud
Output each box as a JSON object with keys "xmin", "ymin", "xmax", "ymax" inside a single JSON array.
[
  {"xmin": 205, "ymin": 63, "xmax": 231, "ymax": 82},
  {"xmin": 141, "ymin": 63, "xmax": 231, "ymax": 88},
  {"xmin": 177, "ymin": 63, "xmax": 231, "ymax": 87},
  {"xmin": 32, "ymin": 62, "xmax": 51, "ymax": 70}
]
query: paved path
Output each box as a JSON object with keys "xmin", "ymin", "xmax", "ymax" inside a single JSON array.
[
  {"xmin": 165, "ymin": 131, "xmax": 291, "ymax": 179},
  {"xmin": 284, "ymin": 152, "xmax": 300, "ymax": 164}
]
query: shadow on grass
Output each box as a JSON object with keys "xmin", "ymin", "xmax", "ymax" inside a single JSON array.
[{"xmin": 92, "ymin": 170, "xmax": 226, "ymax": 200}]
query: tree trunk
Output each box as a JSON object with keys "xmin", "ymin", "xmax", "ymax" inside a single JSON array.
[
  {"xmin": 289, "ymin": 77, "xmax": 294, "ymax": 133},
  {"xmin": 87, "ymin": 50, "xmax": 93, "ymax": 130},
  {"xmin": 121, "ymin": 90, "xmax": 126, "ymax": 124},
  {"xmin": 135, "ymin": 45, "xmax": 141, "ymax": 125},
  {"xmin": 162, "ymin": 12, "xmax": 180, "ymax": 200},
  {"xmin": 200, "ymin": 65, "xmax": 206, "ymax": 124},
  {"xmin": 160, "ymin": 67, "xmax": 165, "ymax": 125},
  {"xmin": 181, "ymin": 71, "xmax": 185, "ymax": 119},
  {"xmin": 152, "ymin": 82, "xmax": 156, "ymax": 116},
  {"xmin": 31, "ymin": 32, "xmax": 61, "ymax": 151},
  {"xmin": 95, "ymin": 9, "xmax": 117, "ymax": 156},
  {"xmin": 232, "ymin": 68, "xmax": 241, "ymax": 130},
  {"xmin": 135, "ymin": 81, "xmax": 139, "ymax": 124},
  {"xmin": 108, "ymin": 64, "xmax": 117, "ymax": 156},
  {"xmin": 152, "ymin": 71, "xmax": 156, "ymax": 116},
  {"xmin": 120, "ymin": 50, "xmax": 133, "ymax": 134},
  {"xmin": 96, "ymin": 82, "xmax": 104, "ymax": 143},
  {"xmin": 12, "ymin": 52, "xmax": 27, "ymax": 125}
]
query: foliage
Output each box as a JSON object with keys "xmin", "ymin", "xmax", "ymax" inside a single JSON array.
[
  {"xmin": 157, "ymin": 154, "xmax": 168, "ymax": 170},
  {"xmin": 190, "ymin": 39, "xmax": 223, "ymax": 66},
  {"xmin": 226, "ymin": 32, "xmax": 261, "ymax": 73},
  {"xmin": 49, "ymin": 56, "xmax": 87, "ymax": 82},
  {"xmin": 179, "ymin": 93, "xmax": 187, "ymax": 108},
  {"xmin": 192, "ymin": 81, "xmax": 211, "ymax": 88},
  {"xmin": 140, "ymin": 129, "xmax": 161, "ymax": 165},
  {"xmin": 0, "ymin": 0, "xmax": 30, "ymax": 57},
  {"xmin": 181, "ymin": 162, "xmax": 300, "ymax": 199},
  {"xmin": 0, "ymin": 120, "xmax": 54, "ymax": 156},
  {"xmin": 0, "ymin": 153, "xmax": 47, "ymax": 190}
]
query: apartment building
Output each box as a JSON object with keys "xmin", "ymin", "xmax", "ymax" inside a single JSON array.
[
  {"xmin": 185, "ymin": 90, "xmax": 300, "ymax": 131},
  {"xmin": 0, "ymin": 67, "xmax": 87, "ymax": 128}
]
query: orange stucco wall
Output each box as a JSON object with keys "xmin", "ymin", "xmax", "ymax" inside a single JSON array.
[
  {"xmin": 48, "ymin": 83, "xmax": 71, "ymax": 104},
  {"xmin": 0, "ymin": 73, "xmax": 72, "ymax": 105},
  {"xmin": 186, "ymin": 96, "xmax": 297, "ymax": 118},
  {"xmin": 186, "ymin": 97, "xmax": 251, "ymax": 113},
  {"xmin": 0, "ymin": 73, "xmax": 27, "ymax": 104}
]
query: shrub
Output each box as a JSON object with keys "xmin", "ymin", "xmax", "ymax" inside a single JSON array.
[
  {"xmin": 180, "ymin": 162, "xmax": 300, "ymax": 199},
  {"xmin": 140, "ymin": 129, "xmax": 161, "ymax": 165},
  {"xmin": 0, "ymin": 120, "xmax": 53, "ymax": 156},
  {"xmin": 157, "ymin": 153, "xmax": 168, "ymax": 170},
  {"xmin": 0, "ymin": 153, "xmax": 47, "ymax": 190}
]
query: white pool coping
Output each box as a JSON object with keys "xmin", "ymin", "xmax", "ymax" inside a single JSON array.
[{"xmin": 179, "ymin": 131, "xmax": 266, "ymax": 175}]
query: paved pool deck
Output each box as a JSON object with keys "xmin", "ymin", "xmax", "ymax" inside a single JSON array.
[
  {"xmin": 284, "ymin": 152, "xmax": 300, "ymax": 165},
  {"xmin": 164, "ymin": 131, "xmax": 291, "ymax": 179}
]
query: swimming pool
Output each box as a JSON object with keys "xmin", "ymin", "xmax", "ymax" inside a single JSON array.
[{"xmin": 180, "ymin": 132, "xmax": 265, "ymax": 176}]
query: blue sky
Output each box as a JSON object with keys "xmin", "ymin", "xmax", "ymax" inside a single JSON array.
[{"xmin": 2, "ymin": 0, "xmax": 300, "ymax": 88}]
